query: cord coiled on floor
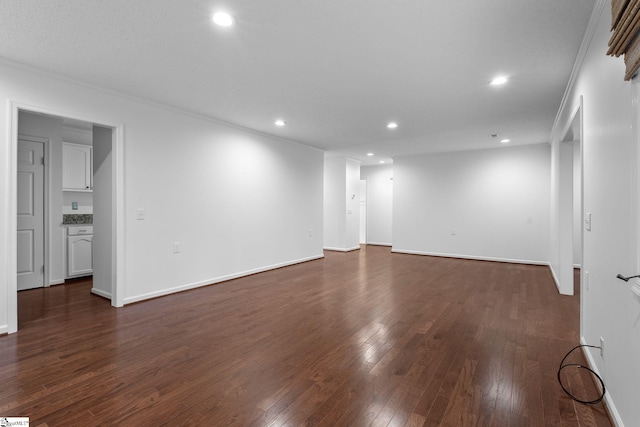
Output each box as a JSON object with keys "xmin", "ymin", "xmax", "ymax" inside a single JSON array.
[{"xmin": 557, "ymin": 344, "xmax": 606, "ymax": 405}]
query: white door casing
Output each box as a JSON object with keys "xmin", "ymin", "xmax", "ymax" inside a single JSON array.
[{"xmin": 17, "ymin": 139, "xmax": 44, "ymax": 290}]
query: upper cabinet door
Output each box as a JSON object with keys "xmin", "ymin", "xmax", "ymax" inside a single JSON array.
[{"xmin": 63, "ymin": 142, "xmax": 92, "ymax": 191}]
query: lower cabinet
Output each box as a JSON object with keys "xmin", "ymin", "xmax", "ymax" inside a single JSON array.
[{"xmin": 67, "ymin": 226, "xmax": 93, "ymax": 277}]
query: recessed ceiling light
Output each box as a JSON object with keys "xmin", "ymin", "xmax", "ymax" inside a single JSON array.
[
  {"xmin": 500, "ymin": 139, "xmax": 511, "ymax": 143},
  {"xmin": 387, "ymin": 122, "xmax": 398, "ymax": 129},
  {"xmin": 367, "ymin": 152, "xmax": 374, "ymax": 156},
  {"xmin": 379, "ymin": 160, "xmax": 385, "ymax": 164},
  {"xmin": 212, "ymin": 12, "xmax": 234, "ymax": 27},
  {"xmin": 490, "ymin": 76, "xmax": 508, "ymax": 86},
  {"xmin": 275, "ymin": 120, "xmax": 286, "ymax": 127}
]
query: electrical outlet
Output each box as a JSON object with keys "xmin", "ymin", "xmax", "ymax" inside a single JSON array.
[
  {"xmin": 172, "ymin": 242, "xmax": 180, "ymax": 253},
  {"xmin": 308, "ymin": 229, "xmax": 313, "ymax": 237},
  {"xmin": 451, "ymin": 229, "xmax": 456, "ymax": 236},
  {"xmin": 600, "ymin": 337, "xmax": 605, "ymax": 358}
]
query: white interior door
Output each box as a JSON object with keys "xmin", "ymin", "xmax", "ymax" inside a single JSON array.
[{"xmin": 17, "ymin": 139, "xmax": 45, "ymax": 290}]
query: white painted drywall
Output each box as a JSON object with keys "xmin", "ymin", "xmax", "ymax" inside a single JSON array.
[
  {"xmin": 345, "ymin": 158, "xmax": 360, "ymax": 249},
  {"xmin": 359, "ymin": 180, "xmax": 367, "ymax": 244},
  {"xmin": 323, "ymin": 157, "xmax": 360, "ymax": 251},
  {"xmin": 392, "ymin": 144, "xmax": 550, "ymax": 264},
  {"xmin": 550, "ymin": 2, "xmax": 640, "ymax": 424},
  {"xmin": 17, "ymin": 111, "xmax": 66, "ymax": 286},
  {"xmin": 360, "ymin": 165, "xmax": 393, "ymax": 246},
  {"xmin": 573, "ymin": 141, "xmax": 582, "ymax": 267},
  {"xmin": 92, "ymin": 125, "xmax": 113, "ymax": 298},
  {"xmin": 0, "ymin": 60, "xmax": 324, "ymax": 332}
]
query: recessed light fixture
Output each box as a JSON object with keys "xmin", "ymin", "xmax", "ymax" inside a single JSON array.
[
  {"xmin": 275, "ymin": 120, "xmax": 286, "ymax": 127},
  {"xmin": 387, "ymin": 122, "xmax": 398, "ymax": 129},
  {"xmin": 367, "ymin": 152, "xmax": 374, "ymax": 156},
  {"xmin": 500, "ymin": 138, "xmax": 511, "ymax": 143},
  {"xmin": 212, "ymin": 12, "xmax": 234, "ymax": 27},
  {"xmin": 490, "ymin": 76, "xmax": 508, "ymax": 86},
  {"xmin": 379, "ymin": 160, "xmax": 385, "ymax": 164}
]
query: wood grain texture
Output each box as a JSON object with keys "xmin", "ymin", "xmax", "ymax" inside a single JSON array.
[{"xmin": 1, "ymin": 247, "xmax": 612, "ymax": 426}]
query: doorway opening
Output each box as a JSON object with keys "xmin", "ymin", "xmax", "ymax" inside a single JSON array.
[
  {"xmin": 559, "ymin": 101, "xmax": 584, "ymax": 309},
  {"xmin": 8, "ymin": 103, "xmax": 124, "ymax": 333}
]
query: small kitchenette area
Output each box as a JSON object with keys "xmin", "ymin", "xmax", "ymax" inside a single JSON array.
[
  {"xmin": 17, "ymin": 109, "xmax": 113, "ymax": 300},
  {"xmin": 62, "ymin": 123, "xmax": 94, "ymax": 280}
]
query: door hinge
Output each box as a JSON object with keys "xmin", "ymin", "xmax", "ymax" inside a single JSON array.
[
  {"xmin": 41, "ymin": 265, "xmax": 45, "ymax": 275},
  {"xmin": 41, "ymin": 157, "xmax": 45, "ymax": 166}
]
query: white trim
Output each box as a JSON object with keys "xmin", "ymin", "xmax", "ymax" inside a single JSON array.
[
  {"xmin": 0, "ymin": 58, "xmax": 322, "ymax": 154},
  {"xmin": 580, "ymin": 336, "xmax": 625, "ymax": 427},
  {"xmin": 49, "ymin": 279, "xmax": 65, "ymax": 286},
  {"xmin": 550, "ymin": 0, "xmax": 606, "ymax": 140},
  {"xmin": 365, "ymin": 242, "xmax": 392, "ymax": 247},
  {"xmin": 122, "ymin": 254, "xmax": 325, "ymax": 305},
  {"xmin": 7, "ymin": 101, "xmax": 19, "ymax": 333},
  {"xmin": 390, "ymin": 248, "xmax": 549, "ymax": 266},
  {"xmin": 113, "ymin": 124, "xmax": 125, "ymax": 308},
  {"xmin": 549, "ymin": 263, "xmax": 561, "ymax": 291},
  {"xmin": 91, "ymin": 287, "xmax": 112, "ymax": 300},
  {"xmin": 323, "ymin": 246, "xmax": 360, "ymax": 252},
  {"xmin": 0, "ymin": 324, "xmax": 7, "ymax": 335},
  {"xmin": 573, "ymin": 264, "xmax": 582, "ymax": 269}
]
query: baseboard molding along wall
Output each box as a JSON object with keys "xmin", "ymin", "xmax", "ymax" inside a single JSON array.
[
  {"xmin": 91, "ymin": 288, "xmax": 112, "ymax": 300},
  {"xmin": 580, "ymin": 336, "xmax": 624, "ymax": 427},
  {"xmin": 391, "ymin": 248, "xmax": 549, "ymax": 266},
  {"xmin": 323, "ymin": 246, "xmax": 360, "ymax": 252},
  {"xmin": 123, "ymin": 254, "xmax": 325, "ymax": 305},
  {"xmin": 0, "ymin": 324, "xmax": 7, "ymax": 335},
  {"xmin": 365, "ymin": 242, "xmax": 392, "ymax": 247}
]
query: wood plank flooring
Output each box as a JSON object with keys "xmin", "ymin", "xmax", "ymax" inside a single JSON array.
[{"xmin": 1, "ymin": 246, "xmax": 611, "ymax": 426}]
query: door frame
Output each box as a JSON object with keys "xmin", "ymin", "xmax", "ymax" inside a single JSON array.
[
  {"xmin": 7, "ymin": 100, "xmax": 126, "ymax": 334},
  {"xmin": 17, "ymin": 134, "xmax": 49, "ymax": 289}
]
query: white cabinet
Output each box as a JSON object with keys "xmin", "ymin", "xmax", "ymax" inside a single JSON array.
[
  {"xmin": 63, "ymin": 142, "xmax": 92, "ymax": 191},
  {"xmin": 67, "ymin": 226, "xmax": 93, "ymax": 277}
]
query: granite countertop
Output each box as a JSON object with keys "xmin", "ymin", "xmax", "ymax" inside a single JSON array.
[{"xmin": 62, "ymin": 214, "xmax": 93, "ymax": 225}]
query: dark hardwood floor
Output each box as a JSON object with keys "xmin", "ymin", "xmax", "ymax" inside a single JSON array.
[{"xmin": 1, "ymin": 246, "xmax": 611, "ymax": 426}]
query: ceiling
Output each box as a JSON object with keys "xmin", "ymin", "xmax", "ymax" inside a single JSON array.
[{"xmin": 0, "ymin": 1, "xmax": 595, "ymax": 165}]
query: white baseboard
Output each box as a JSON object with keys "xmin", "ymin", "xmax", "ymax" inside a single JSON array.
[
  {"xmin": 549, "ymin": 264, "xmax": 561, "ymax": 292},
  {"xmin": 390, "ymin": 248, "xmax": 548, "ymax": 266},
  {"xmin": 366, "ymin": 242, "xmax": 392, "ymax": 247},
  {"xmin": 580, "ymin": 336, "xmax": 624, "ymax": 427},
  {"xmin": 573, "ymin": 264, "xmax": 582, "ymax": 269},
  {"xmin": 49, "ymin": 279, "xmax": 65, "ymax": 286},
  {"xmin": 0, "ymin": 324, "xmax": 7, "ymax": 335},
  {"xmin": 323, "ymin": 246, "xmax": 360, "ymax": 252},
  {"xmin": 123, "ymin": 254, "xmax": 325, "ymax": 305},
  {"xmin": 91, "ymin": 288, "xmax": 112, "ymax": 300}
]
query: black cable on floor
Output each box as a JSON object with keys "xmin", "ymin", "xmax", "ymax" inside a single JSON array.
[{"xmin": 557, "ymin": 344, "xmax": 606, "ymax": 405}]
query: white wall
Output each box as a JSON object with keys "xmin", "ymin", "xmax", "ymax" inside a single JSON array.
[
  {"xmin": 323, "ymin": 157, "xmax": 360, "ymax": 251},
  {"xmin": 345, "ymin": 158, "xmax": 360, "ymax": 248},
  {"xmin": 360, "ymin": 165, "xmax": 393, "ymax": 245},
  {"xmin": 550, "ymin": 2, "xmax": 640, "ymax": 424},
  {"xmin": 573, "ymin": 141, "xmax": 582, "ymax": 267},
  {"xmin": 92, "ymin": 125, "xmax": 113, "ymax": 298},
  {"xmin": 0, "ymin": 60, "xmax": 324, "ymax": 333},
  {"xmin": 393, "ymin": 144, "xmax": 550, "ymax": 264}
]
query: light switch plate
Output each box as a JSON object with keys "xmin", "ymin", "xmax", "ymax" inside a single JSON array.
[
  {"xmin": 585, "ymin": 212, "xmax": 591, "ymax": 231},
  {"xmin": 136, "ymin": 208, "xmax": 145, "ymax": 220}
]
